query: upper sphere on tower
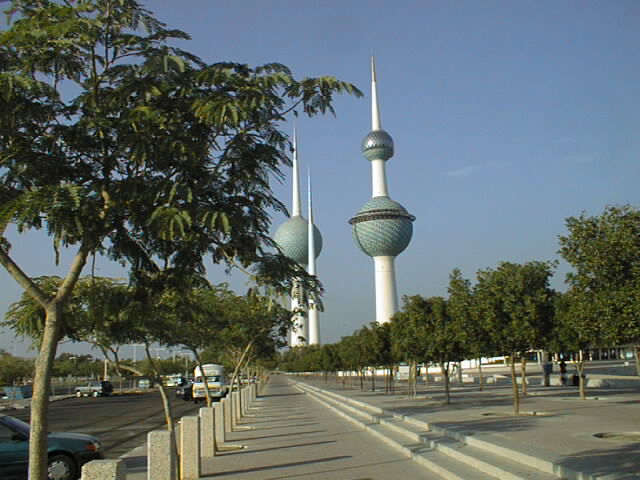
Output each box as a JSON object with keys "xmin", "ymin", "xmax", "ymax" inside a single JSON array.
[
  {"xmin": 361, "ymin": 129, "xmax": 394, "ymax": 161},
  {"xmin": 274, "ymin": 216, "xmax": 322, "ymax": 266}
]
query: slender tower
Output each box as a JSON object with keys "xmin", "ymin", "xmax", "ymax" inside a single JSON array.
[
  {"xmin": 274, "ymin": 129, "xmax": 323, "ymax": 346},
  {"xmin": 349, "ymin": 58, "xmax": 415, "ymax": 324},
  {"xmin": 307, "ymin": 171, "xmax": 320, "ymax": 345}
]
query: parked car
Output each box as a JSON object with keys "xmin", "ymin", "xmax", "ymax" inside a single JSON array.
[
  {"xmin": 176, "ymin": 381, "xmax": 193, "ymax": 401},
  {"xmin": 0, "ymin": 414, "xmax": 103, "ymax": 480},
  {"xmin": 74, "ymin": 381, "xmax": 113, "ymax": 398}
]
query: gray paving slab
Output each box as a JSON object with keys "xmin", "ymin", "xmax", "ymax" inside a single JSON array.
[
  {"xmin": 297, "ymin": 372, "xmax": 640, "ymax": 480},
  {"xmin": 122, "ymin": 377, "xmax": 438, "ymax": 479}
]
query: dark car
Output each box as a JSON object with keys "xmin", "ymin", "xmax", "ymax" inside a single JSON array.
[
  {"xmin": 176, "ymin": 381, "xmax": 193, "ymax": 401},
  {"xmin": 0, "ymin": 415, "xmax": 103, "ymax": 480}
]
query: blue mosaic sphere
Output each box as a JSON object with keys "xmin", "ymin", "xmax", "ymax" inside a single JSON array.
[
  {"xmin": 349, "ymin": 196, "xmax": 414, "ymax": 257},
  {"xmin": 361, "ymin": 129, "xmax": 394, "ymax": 161},
  {"xmin": 274, "ymin": 215, "xmax": 323, "ymax": 265}
]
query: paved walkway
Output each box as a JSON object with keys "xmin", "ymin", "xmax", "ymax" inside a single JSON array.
[
  {"xmin": 123, "ymin": 375, "xmax": 436, "ymax": 479},
  {"xmin": 296, "ymin": 372, "xmax": 640, "ymax": 479}
]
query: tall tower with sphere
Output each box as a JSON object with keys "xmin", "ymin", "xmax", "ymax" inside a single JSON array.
[
  {"xmin": 274, "ymin": 129, "xmax": 323, "ymax": 346},
  {"xmin": 349, "ymin": 58, "xmax": 415, "ymax": 324}
]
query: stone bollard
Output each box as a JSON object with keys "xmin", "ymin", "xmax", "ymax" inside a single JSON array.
[
  {"xmin": 81, "ymin": 459, "xmax": 125, "ymax": 480},
  {"xmin": 180, "ymin": 416, "xmax": 200, "ymax": 480},
  {"xmin": 199, "ymin": 407, "xmax": 215, "ymax": 458},
  {"xmin": 213, "ymin": 402, "xmax": 225, "ymax": 449},
  {"xmin": 232, "ymin": 391, "xmax": 241, "ymax": 424},
  {"xmin": 241, "ymin": 387, "xmax": 247, "ymax": 415},
  {"xmin": 148, "ymin": 430, "xmax": 176, "ymax": 480},
  {"xmin": 222, "ymin": 397, "xmax": 232, "ymax": 433}
]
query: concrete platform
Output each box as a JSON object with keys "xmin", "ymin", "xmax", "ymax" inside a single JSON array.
[{"xmin": 295, "ymin": 374, "xmax": 640, "ymax": 480}]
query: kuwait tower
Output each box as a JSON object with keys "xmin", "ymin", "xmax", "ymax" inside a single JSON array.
[
  {"xmin": 274, "ymin": 130, "xmax": 323, "ymax": 346},
  {"xmin": 349, "ymin": 58, "xmax": 415, "ymax": 324}
]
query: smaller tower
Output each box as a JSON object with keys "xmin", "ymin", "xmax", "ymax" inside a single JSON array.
[
  {"xmin": 307, "ymin": 171, "xmax": 320, "ymax": 345},
  {"xmin": 273, "ymin": 129, "xmax": 323, "ymax": 346}
]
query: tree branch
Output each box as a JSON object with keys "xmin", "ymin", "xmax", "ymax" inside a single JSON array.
[
  {"xmin": 0, "ymin": 247, "xmax": 50, "ymax": 307},
  {"xmin": 55, "ymin": 241, "xmax": 92, "ymax": 304}
]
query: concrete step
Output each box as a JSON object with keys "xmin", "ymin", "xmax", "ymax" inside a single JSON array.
[{"xmin": 296, "ymin": 381, "xmax": 561, "ymax": 480}]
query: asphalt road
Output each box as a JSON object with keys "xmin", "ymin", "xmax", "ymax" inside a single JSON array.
[{"xmin": 9, "ymin": 389, "xmax": 199, "ymax": 458}]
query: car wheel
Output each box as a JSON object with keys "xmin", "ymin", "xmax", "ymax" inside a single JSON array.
[{"xmin": 48, "ymin": 454, "xmax": 77, "ymax": 480}]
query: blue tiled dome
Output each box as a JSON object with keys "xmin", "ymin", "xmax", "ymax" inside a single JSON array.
[
  {"xmin": 274, "ymin": 215, "xmax": 323, "ymax": 265},
  {"xmin": 349, "ymin": 196, "xmax": 414, "ymax": 257}
]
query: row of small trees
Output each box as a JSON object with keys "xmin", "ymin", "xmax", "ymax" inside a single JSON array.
[{"xmin": 280, "ymin": 204, "xmax": 640, "ymax": 415}]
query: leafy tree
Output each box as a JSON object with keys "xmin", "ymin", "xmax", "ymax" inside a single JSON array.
[
  {"xmin": 0, "ymin": 353, "xmax": 34, "ymax": 385},
  {"xmin": 558, "ymin": 204, "xmax": 640, "ymax": 376},
  {"xmin": 394, "ymin": 295, "xmax": 466, "ymax": 404},
  {"xmin": 448, "ymin": 268, "xmax": 492, "ymax": 390},
  {"xmin": 0, "ymin": 0, "xmax": 360, "ymax": 475},
  {"xmin": 390, "ymin": 298, "xmax": 431, "ymax": 398},
  {"xmin": 474, "ymin": 261, "xmax": 555, "ymax": 414},
  {"xmin": 548, "ymin": 291, "xmax": 594, "ymax": 399}
]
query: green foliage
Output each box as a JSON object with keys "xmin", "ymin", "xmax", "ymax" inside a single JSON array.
[
  {"xmin": 559, "ymin": 204, "xmax": 640, "ymax": 346},
  {"xmin": 474, "ymin": 261, "xmax": 556, "ymax": 356},
  {"xmin": 0, "ymin": 353, "xmax": 34, "ymax": 385}
]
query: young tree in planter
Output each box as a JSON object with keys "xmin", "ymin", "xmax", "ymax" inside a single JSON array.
[
  {"xmin": 448, "ymin": 268, "xmax": 492, "ymax": 390},
  {"xmin": 549, "ymin": 290, "xmax": 598, "ymax": 399},
  {"xmin": 474, "ymin": 261, "xmax": 556, "ymax": 415},
  {"xmin": 0, "ymin": 1, "xmax": 360, "ymax": 475},
  {"xmin": 558, "ymin": 204, "xmax": 640, "ymax": 376}
]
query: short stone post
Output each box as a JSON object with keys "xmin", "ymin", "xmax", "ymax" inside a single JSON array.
[
  {"xmin": 199, "ymin": 407, "xmax": 215, "ymax": 458},
  {"xmin": 147, "ymin": 430, "xmax": 176, "ymax": 480},
  {"xmin": 232, "ymin": 391, "xmax": 241, "ymax": 424},
  {"xmin": 241, "ymin": 387, "xmax": 247, "ymax": 415},
  {"xmin": 180, "ymin": 416, "xmax": 200, "ymax": 480},
  {"xmin": 222, "ymin": 397, "xmax": 232, "ymax": 432},
  {"xmin": 81, "ymin": 459, "xmax": 125, "ymax": 480},
  {"xmin": 213, "ymin": 402, "xmax": 225, "ymax": 449}
]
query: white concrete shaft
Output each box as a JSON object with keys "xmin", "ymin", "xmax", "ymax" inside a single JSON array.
[
  {"xmin": 371, "ymin": 160, "xmax": 389, "ymax": 197},
  {"xmin": 373, "ymin": 256, "xmax": 399, "ymax": 324},
  {"xmin": 308, "ymin": 305, "xmax": 320, "ymax": 345},
  {"xmin": 290, "ymin": 295, "xmax": 307, "ymax": 347}
]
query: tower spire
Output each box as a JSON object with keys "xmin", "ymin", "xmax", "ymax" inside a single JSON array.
[
  {"xmin": 371, "ymin": 56, "xmax": 381, "ymax": 131},
  {"xmin": 291, "ymin": 127, "xmax": 301, "ymax": 217}
]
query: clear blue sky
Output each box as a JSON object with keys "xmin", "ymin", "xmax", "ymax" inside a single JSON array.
[{"xmin": 2, "ymin": 0, "xmax": 639, "ymax": 358}]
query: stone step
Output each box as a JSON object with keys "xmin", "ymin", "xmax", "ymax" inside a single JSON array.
[{"xmin": 296, "ymin": 381, "xmax": 561, "ymax": 480}]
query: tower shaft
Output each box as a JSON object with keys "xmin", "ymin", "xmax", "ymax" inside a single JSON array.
[
  {"xmin": 372, "ymin": 159, "xmax": 389, "ymax": 197},
  {"xmin": 373, "ymin": 256, "xmax": 398, "ymax": 324},
  {"xmin": 307, "ymin": 171, "xmax": 320, "ymax": 345}
]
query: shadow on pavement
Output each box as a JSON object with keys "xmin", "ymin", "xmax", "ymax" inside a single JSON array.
[
  {"xmin": 201, "ymin": 455, "xmax": 352, "ymax": 477},
  {"xmin": 556, "ymin": 442, "xmax": 640, "ymax": 480}
]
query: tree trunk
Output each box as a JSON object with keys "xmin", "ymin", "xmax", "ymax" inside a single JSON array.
[
  {"xmin": 510, "ymin": 355, "xmax": 520, "ymax": 415},
  {"xmin": 477, "ymin": 357, "xmax": 484, "ymax": 391},
  {"xmin": 2, "ymin": 242, "xmax": 90, "ymax": 480},
  {"xmin": 635, "ymin": 345, "xmax": 640, "ymax": 376},
  {"xmin": 577, "ymin": 350, "xmax": 587, "ymax": 400},
  {"xmin": 191, "ymin": 348, "xmax": 211, "ymax": 407},
  {"xmin": 144, "ymin": 345, "xmax": 176, "ymax": 433},
  {"xmin": 29, "ymin": 304, "xmax": 61, "ymax": 480},
  {"xmin": 227, "ymin": 340, "xmax": 255, "ymax": 402},
  {"xmin": 441, "ymin": 362, "xmax": 451, "ymax": 405},
  {"xmin": 520, "ymin": 356, "xmax": 528, "ymax": 396},
  {"xmin": 371, "ymin": 368, "xmax": 375, "ymax": 392},
  {"xmin": 359, "ymin": 370, "xmax": 364, "ymax": 390}
]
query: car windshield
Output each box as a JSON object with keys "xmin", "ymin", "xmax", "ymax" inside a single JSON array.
[
  {"xmin": 0, "ymin": 415, "xmax": 30, "ymax": 436},
  {"xmin": 196, "ymin": 376, "xmax": 221, "ymax": 382}
]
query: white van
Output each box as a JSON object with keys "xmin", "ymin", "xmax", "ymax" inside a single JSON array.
[{"xmin": 192, "ymin": 364, "xmax": 227, "ymax": 402}]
